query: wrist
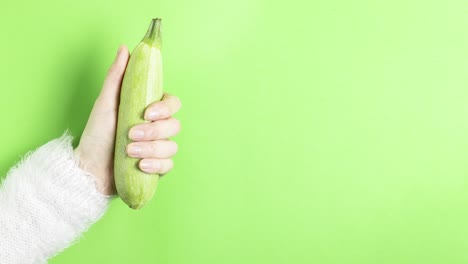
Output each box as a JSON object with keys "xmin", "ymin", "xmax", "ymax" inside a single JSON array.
[{"xmin": 73, "ymin": 146, "xmax": 115, "ymax": 196}]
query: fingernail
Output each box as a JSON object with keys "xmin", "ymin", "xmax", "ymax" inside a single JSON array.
[
  {"xmin": 127, "ymin": 145, "xmax": 142, "ymax": 157},
  {"xmin": 129, "ymin": 129, "xmax": 144, "ymax": 140},
  {"xmin": 146, "ymin": 110, "xmax": 160, "ymax": 120},
  {"xmin": 140, "ymin": 160, "xmax": 161, "ymax": 171},
  {"xmin": 140, "ymin": 160, "xmax": 153, "ymax": 170}
]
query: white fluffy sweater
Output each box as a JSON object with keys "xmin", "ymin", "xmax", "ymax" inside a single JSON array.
[{"xmin": 0, "ymin": 133, "xmax": 111, "ymax": 264}]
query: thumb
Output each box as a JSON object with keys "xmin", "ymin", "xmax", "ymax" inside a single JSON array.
[
  {"xmin": 98, "ymin": 45, "xmax": 130, "ymax": 110},
  {"xmin": 77, "ymin": 45, "xmax": 130, "ymax": 172},
  {"xmin": 79, "ymin": 45, "xmax": 130, "ymax": 148}
]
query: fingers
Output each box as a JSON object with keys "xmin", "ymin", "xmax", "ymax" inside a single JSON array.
[
  {"xmin": 129, "ymin": 118, "xmax": 181, "ymax": 141},
  {"xmin": 127, "ymin": 92, "xmax": 181, "ymax": 176},
  {"xmin": 144, "ymin": 94, "xmax": 181, "ymax": 121},
  {"xmin": 139, "ymin": 159, "xmax": 174, "ymax": 174},
  {"xmin": 127, "ymin": 140, "xmax": 178, "ymax": 159}
]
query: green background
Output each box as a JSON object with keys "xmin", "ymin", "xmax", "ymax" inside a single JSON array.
[{"xmin": 2, "ymin": 0, "xmax": 468, "ymax": 263}]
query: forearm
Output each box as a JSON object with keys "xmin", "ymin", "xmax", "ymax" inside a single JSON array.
[{"xmin": 0, "ymin": 132, "xmax": 110, "ymax": 263}]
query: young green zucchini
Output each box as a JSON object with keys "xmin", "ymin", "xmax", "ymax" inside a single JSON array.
[{"xmin": 114, "ymin": 18, "xmax": 163, "ymax": 209}]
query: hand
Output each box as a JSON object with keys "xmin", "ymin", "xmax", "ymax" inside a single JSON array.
[{"xmin": 73, "ymin": 45, "xmax": 181, "ymax": 196}]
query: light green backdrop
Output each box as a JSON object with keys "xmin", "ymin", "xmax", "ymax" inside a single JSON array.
[{"xmin": 2, "ymin": 0, "xmax": 468, "ymax": 263}]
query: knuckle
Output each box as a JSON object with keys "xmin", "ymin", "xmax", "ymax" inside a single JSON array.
[
  {"xmin": 150, "ymin": 142, "xmax": 160, "ymax": 156},
  {"xmin": 148, "ymin": 123, "xmax": 159, "ymax": 138}
]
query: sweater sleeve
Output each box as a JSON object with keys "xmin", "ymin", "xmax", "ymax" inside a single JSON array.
[{"xmin": 0, "ymin": 132, "xmax": 111, "ymax": 264}]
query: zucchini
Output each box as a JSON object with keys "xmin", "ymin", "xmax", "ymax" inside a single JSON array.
[{"xmin": 114, "ymin": 18, "xmax": 163, "ymax": 209}]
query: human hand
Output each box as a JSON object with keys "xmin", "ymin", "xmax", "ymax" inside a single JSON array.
[{"xmin": 73, "ymin": 45, "xmax": 181, "ymax": 196}]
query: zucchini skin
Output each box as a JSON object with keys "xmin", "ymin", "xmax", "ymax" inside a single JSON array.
[{"xmin": 114, "ymin": 19, "xmax": 163, "ymax": 209}]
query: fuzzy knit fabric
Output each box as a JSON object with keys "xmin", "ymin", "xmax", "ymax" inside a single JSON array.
[{"xmin": 0, "ymin": 132, "xmax": 111, "ymax": 264}]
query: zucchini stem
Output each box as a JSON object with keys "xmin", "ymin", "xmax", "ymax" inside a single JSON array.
[{"xmin": 143, "ymin": 18, "xmax": 162, "ymax": 48}]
